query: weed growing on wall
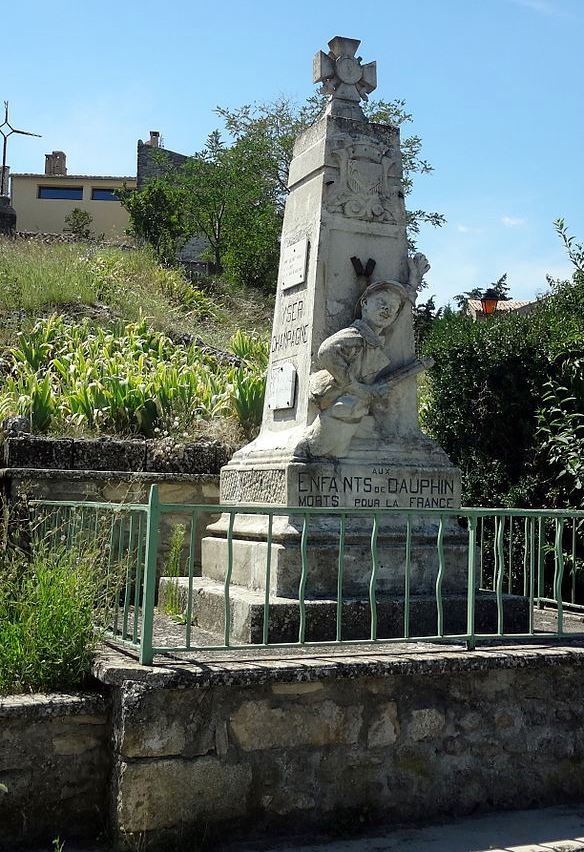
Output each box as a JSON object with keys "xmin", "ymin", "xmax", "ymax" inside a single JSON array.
[
  {"xmin": 161, "ymin": 524, "xmax": 186, "ymax": 620},
  {"xmin": 0, "ymin": 543, "xmax": 108, "ymax": 694}
]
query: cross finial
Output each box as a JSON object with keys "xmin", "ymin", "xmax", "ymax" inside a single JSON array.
[
  {"xmin": 0, "ymin": 101, "xmax": 42, "ymax": 196},
  {"xmin": 313, "ymin": 36, "xmax": 377, "ymax": 120}
]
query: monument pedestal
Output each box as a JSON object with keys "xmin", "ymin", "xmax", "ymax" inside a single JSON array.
[
  {"xmin": 201, "ymin": 512, "xmax": 469, "ymax": 599},
  {"xmin": 194, "ymin": 36, "xmax": 526, "ymax": 643},
  {"xmin": 161, "ymin": 576, "xmax": 530, "ymax": 645}
]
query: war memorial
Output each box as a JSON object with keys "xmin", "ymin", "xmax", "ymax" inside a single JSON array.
[{"xmin": 2, "ymin": 35, "xmax": 584, "ymax": 852}]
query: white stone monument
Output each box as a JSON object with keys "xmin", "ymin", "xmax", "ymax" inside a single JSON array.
[{"xmin": 199, "ymin": 37, "xmax": 468, "ymax": 641}]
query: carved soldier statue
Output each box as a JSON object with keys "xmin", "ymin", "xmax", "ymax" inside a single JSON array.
[{"xmin": 296, "ymin": 253, "xmax": 432, "ymax": 457}]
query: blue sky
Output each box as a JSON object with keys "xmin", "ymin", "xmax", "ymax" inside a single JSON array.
[{"xmin": 4, "ymin": 0, "xmax": 583, "ymax": 305}]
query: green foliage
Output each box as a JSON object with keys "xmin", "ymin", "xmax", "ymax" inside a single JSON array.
[
  {"xmin": 230, "ymin": 367, "xmax": 266, "ymax": 439},
  {"xmin": 123, "ymin": 93, "xmax": 443, "ymax": 288},
  {"xmin": 118, "ymin": 177, "xmax": 189, "ymax": 264},
  {"xmin": 537, "ymin": 353, "xmax": 584, "ymax": 506},
  {"xmin": 422, "ymin": 224, "xmax": 584, "ymax": 508},
  {"xmin": 0, "ymin": 316, "xmax": 268, "ymax": 439},
  {"xmin": 63, "ymin": 207, "xmax": 93, "ymax": 239},
  {"xmin": 422, "ymin": 310, "xmax": 546, "ymax": 505},
  {"xmin": 229, "ymin": 329, "xmax": 269, "ymax": 369},
  {"xmin": 217, "ymin": 95, "xmax": 445, "ymax": 245},
  {"xmin": 413, "ymin": 295, "xmax": 441, "ymax": 350},
  {"xmin": 161, "ymin": 524, "xmax": 186, "ymax": 619},
  {"xmin": 0, "ymin": 543, "xmax": 107, "ymax": 694}
]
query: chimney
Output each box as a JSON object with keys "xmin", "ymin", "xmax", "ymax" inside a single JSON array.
[
  {"xmin": 147, "ymin": 131, "xmax": 160, "ymax": 148},
  {"xmin": 45, "ymin": 151, "xmax": 67, "ymax": 176}
]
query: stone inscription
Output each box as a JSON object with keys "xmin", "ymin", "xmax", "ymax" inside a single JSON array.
[
  {"xmin": 221, "ymin": 468, "xmax": 286, "ymax": 505},
  {"xmin": 280, "ymin": 238, "xmax": 308, "ymax": 290},
  {"xmin": 271, "ymin": 296, "xmax": 309, "ymax": 354},
  {"xmin": 296, "ymin": 470, "xmax": 456, "ymax": 509}
]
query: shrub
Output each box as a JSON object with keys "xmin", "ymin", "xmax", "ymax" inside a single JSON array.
[
  {"xmin": 422, "ymin": 276, "xmax": 584, "ymax": 508},
  {"xmin": 63, "ymin": 208, "xmax": 93, "ymax": 239}
]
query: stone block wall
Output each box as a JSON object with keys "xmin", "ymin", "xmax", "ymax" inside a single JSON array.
[
  {"xmin": 0, "ymin": 693, "xmax": 110, "ymax": 849},
  {"xmin": 1, "ymin": 469, "xmax": 221, "ymax": 570},
  {"xmin": 103, "ymin": 646, "xmax": 584, "ymax": 847},
  {"xmin": 0, "ymin": 436, "xmax": 230, "ymax": 567},
  {"xmin": 2, "ymin": 646, "xmax": 584, "ymax": 848},
  {"xmin": 2, "ymin": 436, "xmax": 232, "ymax": 474}
]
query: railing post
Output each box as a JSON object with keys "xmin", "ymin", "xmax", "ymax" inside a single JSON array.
[
  {"xmin": 466, "ymin": 515, "xmax": 477, "ymax": 650},
  {"xmin": 139, "ymin": 484, "xmax": 160, "ymax": 665}
]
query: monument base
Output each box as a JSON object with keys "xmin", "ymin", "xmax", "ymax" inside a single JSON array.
[
  {"xmin": 159, "ymin": 577, "xmax": 530, "ymax": 645},
  {"xmin": 201, "ymin": 513, "xmax": 470, "ymax": 598}
]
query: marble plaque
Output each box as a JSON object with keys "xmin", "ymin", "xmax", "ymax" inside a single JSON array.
[
  {"xmin": 280, "ymin": 238, "xmax": 308, "ymax": 290},
  {"xmin": 267, "ymin": 362, "xmax": 297, "ymax": 410}
]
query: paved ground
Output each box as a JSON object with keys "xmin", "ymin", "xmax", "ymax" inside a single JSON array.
[
  {"xmin": 227, "ymin": 805, "xmax": 584, "ymax": 852},
  {"xmin": 28, "ymin": 802, "xmax": 584, "ymax": 851}
]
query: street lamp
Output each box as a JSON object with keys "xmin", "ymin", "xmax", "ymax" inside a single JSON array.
[{"xmin": 480, "ymin": 289, "xmax": 500, "ymax": 316}]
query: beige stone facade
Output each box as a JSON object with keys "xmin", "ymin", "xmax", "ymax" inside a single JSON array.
[{"xmin": 10, "ymin": 170, "xmax": 135, "ymax": 237}]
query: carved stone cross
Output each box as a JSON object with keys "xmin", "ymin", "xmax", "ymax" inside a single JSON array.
[{"xmin": 313, "ymin": 36, "xmax": 377, "ymax": 117}]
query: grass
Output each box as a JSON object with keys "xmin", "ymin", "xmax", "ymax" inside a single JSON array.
[
  {"xmin": 0, "ymin": 540, "xmax": 112, "ymax": 695},
  {"xmin": 0, "ymin": 237, "xmax": 273, "ymax": 350},
  {"xmin": 161, "ymin": 523, "xmax": 186, "ymax": 620}
]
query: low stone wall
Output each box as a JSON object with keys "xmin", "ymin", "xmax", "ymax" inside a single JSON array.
[
  {"xmin": 96, "ymin": 644, "xmax": 584, "ymax": 848},
  {"xmin": 1, "ymin": 468, "xmax": 221, "ymax": 568},
  {"xmin": 0, "ymin": 435, "xmax": 230, "ymax": 566},
  {"xmin": 2, "ymin": 435, "xmax": 232, "ymax": 474},
  {"xmin": 0, "ymin": 692, "xmax": 110, "ymax": 849},
  {"xmin": 3, "ymin": 645, "xmax": 584, "ymax": 849}
]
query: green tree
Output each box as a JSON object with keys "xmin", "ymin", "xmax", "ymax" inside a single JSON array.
[
  {"xmin": 118, "ymin": 177, "xmax": 189, "ymax": 264},
  {"xmin": 122, "ymin": 94, "xmax": 443, "ymax": 287},
  {"xmin": 120, "ymin": 131, "xmax": 281, "ymax": 287},
  {"xmin": 413, "ymin": 295, "xmax": 441, "ymax": 349},
  {"xmin": 217, "ymin": 95, "xmax": 445, "ymax": 245}
]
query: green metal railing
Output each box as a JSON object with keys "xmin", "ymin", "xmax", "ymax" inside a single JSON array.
[{"xmin": 28, "ymin": 486, "xmax": 584, "ymax": 665}]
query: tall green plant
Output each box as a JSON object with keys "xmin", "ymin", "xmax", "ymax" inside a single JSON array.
[{"xmin": 0, "ymin": 543, "xmax": 108, "ymax": 694}]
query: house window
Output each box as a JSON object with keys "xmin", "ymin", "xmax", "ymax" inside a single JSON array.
[
  {"xmin": 91, "ymin": 188, "xmax": 118, "ymax": 201},
  {"xmin": 38, "ymin": 186, "xmax": 83, "ymax": 200}
]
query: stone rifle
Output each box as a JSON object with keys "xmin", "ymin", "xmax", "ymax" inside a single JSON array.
[{"xmin": 368, "ymin": 356, "xmax": 434, "ymax": 399}]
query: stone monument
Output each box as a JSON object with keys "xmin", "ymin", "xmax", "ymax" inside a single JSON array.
[{"xmin": 198, "ymin": 36, "xmax": 470, "ymax": 641}]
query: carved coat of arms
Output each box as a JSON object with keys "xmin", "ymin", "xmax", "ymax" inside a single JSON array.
[{"xmin": 326, "ymin": 135, "xmax": 406, "ymax": 223}]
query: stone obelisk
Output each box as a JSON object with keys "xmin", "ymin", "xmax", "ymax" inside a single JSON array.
[{"xmin": 199, "ymin": 37, "xmax": 467, "ymax": 639}]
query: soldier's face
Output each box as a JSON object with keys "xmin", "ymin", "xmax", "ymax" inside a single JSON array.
[{"xmin": 361, "ymin": 290, "xmax": 401, "ymax": 328}]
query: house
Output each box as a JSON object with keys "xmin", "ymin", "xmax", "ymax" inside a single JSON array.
[
  {"xmin": 465, "ymin": 298, "xmax": 542, "ymax": 320},
  {"xmin": 9, "ymin": 151, "xmax": 136, "ymax": 238}
]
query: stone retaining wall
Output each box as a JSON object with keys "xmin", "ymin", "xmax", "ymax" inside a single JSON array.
[
  {"xmin": 2, "ymin": 436, "xmax": 232, "ymax": 474},
  {"xmin": 3, "ymin": 646, "xmax": 584, "ymax": 849},
  {"xmin": 0, "ymin": 692, "xmax": 110, "ymax": 849},
  {"xmin": 99, "ymin": 644, "xmax": 584, "ymax": 848},
  {"xmin": 1, "ymin": 468, "xmax": 220, "ymax": 568},
  {"xmin": 0, "ymin": 436, "xmax": 229, "ymax": 566}
]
